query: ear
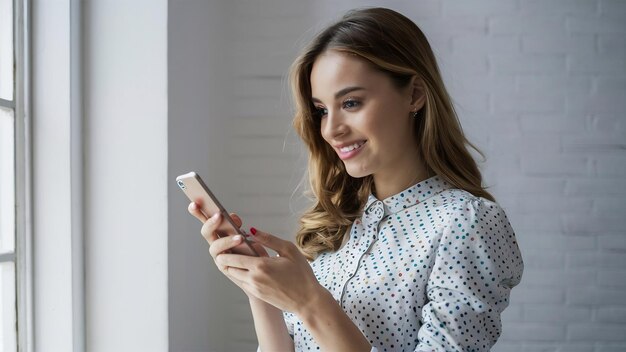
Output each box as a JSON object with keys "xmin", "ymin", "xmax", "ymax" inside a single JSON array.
[{"xmin": 408, "ymin": 76, "xmax": 426, "ymax": 112}]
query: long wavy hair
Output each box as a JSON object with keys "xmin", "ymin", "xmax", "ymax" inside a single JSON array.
[{"xmin": 290, "ymin": 7, "xmax": 495, "ymax": 260}]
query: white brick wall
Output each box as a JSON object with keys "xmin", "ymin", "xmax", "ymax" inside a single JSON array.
[{"xmin": 170, "ymin": 0, "xmax": 626, "ymax": 350}]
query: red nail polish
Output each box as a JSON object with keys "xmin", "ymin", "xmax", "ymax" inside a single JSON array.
[{"xmin": 250, "ymin": 227, "xmax": 257, "ymax": 235}]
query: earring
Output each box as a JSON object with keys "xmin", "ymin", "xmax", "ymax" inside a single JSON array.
[{"xmin": 412, "ymin": 110, "xmax": 419, "ymax": 118}]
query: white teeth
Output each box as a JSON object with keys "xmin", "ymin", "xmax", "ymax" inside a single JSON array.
[{"xmin": 340, "ymin": 141, "xmax": 364, "ymax": 153}]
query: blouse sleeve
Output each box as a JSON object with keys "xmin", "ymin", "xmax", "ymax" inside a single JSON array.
[
  {"xmin": 416, "ymin": 197, "xmax": 524, "ymax": 351},
  {"xmin": 283, "ymin": 310, "xmax": 295, "ymax": 337}
]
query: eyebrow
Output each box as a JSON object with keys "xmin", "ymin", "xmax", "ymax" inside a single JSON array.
[{"xmin": 311, "ymin": 86, "xmax": 366, "ymax": 104}]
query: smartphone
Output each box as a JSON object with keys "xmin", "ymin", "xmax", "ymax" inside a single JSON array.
[{"xmin": 176, "ymin": 171, "xmax": 259, "ymax": 256}]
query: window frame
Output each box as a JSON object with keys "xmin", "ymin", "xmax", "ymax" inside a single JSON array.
[{"xmin": 13, "ymin": 0, "xmax": 34, "ymax": 350}]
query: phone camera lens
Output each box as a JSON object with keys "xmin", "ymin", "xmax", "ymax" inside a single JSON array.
[{"xmin": 177, "ymin": 180, "xmax": 185, "ymax": 189}]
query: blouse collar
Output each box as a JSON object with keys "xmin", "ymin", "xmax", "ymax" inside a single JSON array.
[{"xmin": 363, "ymin": 175, "xmax": 453, "ymax": 219}]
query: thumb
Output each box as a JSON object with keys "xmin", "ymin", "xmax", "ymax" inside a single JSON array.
[{"xmin": 249, "ymin": 227, "xmax": 291, "ymax": 255}]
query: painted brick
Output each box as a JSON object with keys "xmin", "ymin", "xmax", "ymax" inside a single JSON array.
[
  {"xmin": 489, "ymin": 16, "xmax": 566, "ymax": 35},
  {"xmin": 562, "ymin": 135, "xmax": 626, "ymax": 153},
  {"xmin": 452, "ymin": 34, "xmax": 520, "ymax": 54},
  {"xmin": 230, "ymin": 117, "xmax": 295, "ymax": 137},
  {"xmin": 568, "ymin": 55, "xmax": 626, "ymax": 74},
  {"xmin": 493, "ymin": 89, "xmax": 565, "ymax": 113},
  {"xmin": 452, "ymin": 90, "xmax": 490, "ymax": 113},
  {"xmin": 598, "ymin": 34, "xmax": 626, "ymax": 55},
  {"xmin": 490, "ymin": 132, "xmax": 561, "ymax": 154},
  {"xmin": 491, "ymin": 54, "xmax": 567, "ymax": 74},
  {"xmin": 512, "ymin": 214, "xmax": 563, "ymax": 232},
  {"xmin": 593, "ymin": 197, "xmax": 626, "ymax": 215},
  {"xmin": 516, "ymin": 75, "xmax": 591, "ymax": 94},
  {"xmin": 597, "ymin": 271, "xmax": 626, "ymax": 288},
  {"xmin": 443, "ymin": 0, "xmax": 516, "ymax": 17},
  {"xmin": 568, "ymin": 253, "xmax": 626, "ymax": 270},
  {"xmin": 519, "ymin": 113, "xmax": 586, "ymax": 133},
  {"xmin": 523, "ymin": 250, "xmax": 565, "ymax": 269},
  {"xmin": 228, "ymin": 136, "xmax": 300, "ymax": 157},
  {"xmin": 593, "ymin": 156, "xmax": 626, "ymax": 177},
  {"xmin": 521, "ymin": 155, "xmax": 590, "ymax": 176},
  {"xmin": 500, "ymin": 323, "xmax": 566, "ymax": 341},
  {"xmin": 556, "ymin": 344, "xmax": 595, "ymax": 352},
  {"xmin": 522, "ymin": 34, "xmax": 595, "ymax": 54},
  {"xmin": 516, "ymin": 195, "xmax": 592, "ymax": 214},
  {"xmin": 511, "ymin": 286, "xmax": 566, "ymax": 304},
  {"xmin": 490, "ymin": 176, "xmax": 566, "ymax": 196},
  {"xmin": 600, "ymin": 0, "xmax": 626, "ymax": 17},
  {"xmin": 492, "ymin": 343, "xmax": 522, "ymax": 352},
  {"xmin": 597, "ymin": 346, "xmax": 626, "ymax": 352},
  {"xmin": 562, "ymin": 214, "xmax": 626, "ymax": 234},
  {"xmin": 599, "ymin": 235, "xmax": 626, "ymax": 251},
  {"xmin": 596, "ymin": 306, "xmax": 626, "ymax": 323},
  {"xmin": 441, "ymin": 52, "xmax": 489, "ymax": 75},
  {"xmin": 567, "ymin": 16, "xmax": 626, "ymax": 34},
  {"xmin": 231, "ymin": 175, "xmax": 303, "ymax": 196},
  {"xmin": 567, "ymin": 324, "xmax": 626, "ymax": 341},
  {"xmin": 522, "ymin": 232, "xmax": 596, "ymax": 251},
  {"xmin": 520, "ymin": 0, "xmax": 597, "ymax": 15},
  {"xmin": 524, "ymin": 304, "xmax": 591, "ymax": 323},
  {"xmin": 419, "ymin": 17, "xmax": 488, "ymax": 35},
  {"xmin": 590, "ymin": 114, "xmax": 626, "ymax": 136},
  {"xmin": 565, "ymin": 179, "xmax": 626, "ymax": 196},
  {"xmin": 568, "ymin": 287, "xmax": 626, "ymax": 305},
  {"xmin": 521, "ymin": 269, "xmax": 595, "ymax": 287}
]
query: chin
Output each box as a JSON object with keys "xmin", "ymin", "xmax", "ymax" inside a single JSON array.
[{"xmin": 344, "ymin": 164, "xmax": 373, "ymax": 179}]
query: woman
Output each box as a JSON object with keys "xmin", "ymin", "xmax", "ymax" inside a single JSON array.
[{"xmin": 189, "ymin": 7, "xmax": 523, "ymax": 352}]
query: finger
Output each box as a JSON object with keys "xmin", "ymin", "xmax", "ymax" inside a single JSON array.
[
  {"xmin": 216, "ymin": 252, "xmax": 257, "ymax": 270},
  {"xmin": 250, "ymin": 242, "xmax": 270, "ymax": 257},
  {"xmin": 229, "ymin": 213, "xmax": 243, "ymax": 228},
  {"xmin": 188, "ymin": 202, "xmax": 208, "ymax": 223},
  {"xmin": 200, "ymin": 213, "xmax": 222, "ymax": 244},
  {"xmin": 209, "ymin": 234, "xmax": 245, "ymax": 259},
  {"xmin": 223, "ymin": 265, "xmax": 250, "ymax": 283},
  {"xmin": 249, "ymin": 228, "xmax": 293, "ymax": 256}
]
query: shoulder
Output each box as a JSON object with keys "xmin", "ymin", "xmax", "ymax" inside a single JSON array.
[{"xmin": 436, "ymin": 188, "xmax": 512, "ymax": 229}]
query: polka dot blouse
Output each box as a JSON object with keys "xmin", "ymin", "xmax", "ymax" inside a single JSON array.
[{"xmin": 274, "ymin": 175, "xmax": 523, "ymax": 351}]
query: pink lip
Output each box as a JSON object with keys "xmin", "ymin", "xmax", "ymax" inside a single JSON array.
[{"xmin": 335, "ymin": 141, "xmax": 366, "ymax": 160}]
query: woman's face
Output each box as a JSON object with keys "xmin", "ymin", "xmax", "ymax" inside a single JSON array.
[{"xmin": 310, "ymin": 50, "xmax": 424, "ymax": 180}]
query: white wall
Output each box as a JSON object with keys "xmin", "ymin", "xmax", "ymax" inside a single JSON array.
[
  {"xmin": 168, "ymin": 1, "xmax": 626, "ymax": 351},
  {"xmin": 32, "ymin": 0, "xmax": 73, "ymax": 349},
  {"xmin": 83, "ymin": 0, "xmax": 168, "ymax": 350},
  {"xmin": 168, "ymin": 1, "xmax": 315, "ymax": 351},
  {"xmin": 167, "ymin": 1, "xmax": 232, "ymax": 351}
]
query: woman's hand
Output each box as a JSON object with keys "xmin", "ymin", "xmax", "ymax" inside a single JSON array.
[
  {"xmin": 187, "ymin": 202, "xmax": 269, "ymax": 298},
  {"xmin": 214, "ymin": 228, "xmax": 324, "ymax": 315},
  {"xmin": 187, "ymin": 202, "xmax": 324, "ymax": 314}
]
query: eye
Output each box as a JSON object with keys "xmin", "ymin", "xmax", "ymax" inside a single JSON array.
[
  {"xmin": 342, "ymin": 98, "xmax": 361, "ymax": 110},
  {"xmin": 314, "ymin": 106, "xmax": 328, "ymax": 119}
]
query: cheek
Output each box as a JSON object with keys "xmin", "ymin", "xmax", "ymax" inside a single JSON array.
[
  {"xmin": 319, "ymin": 119, "xmax": 330, "ymax": 143},
  {"xmin": 368, "ymin": 113, "xmax": 413, "ymax": 150}
]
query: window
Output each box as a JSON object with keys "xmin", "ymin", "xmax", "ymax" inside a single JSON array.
[{"xmin": 0, "ymin": 0, "xmax": 28, "ymax": 351}]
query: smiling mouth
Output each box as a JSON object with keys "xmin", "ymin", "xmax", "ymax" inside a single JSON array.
[
  {"xmin": 339, "ymin": 141, "xmax": 366, "ymax": 153},
  {"xmin": 336, "ymin": 140, "xmax": 367, "ymax": 160}
]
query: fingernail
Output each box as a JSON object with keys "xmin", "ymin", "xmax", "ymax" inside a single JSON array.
[
  {"xmin": 233, "ymin": 235, "xmax": 242, "ymax": 241},
  {"xmin": 249, "ymin": 227, "xmax": 257, "ymax": 236},
  {"xmin": 191, "ymin": 203, "xmax": 197, "ymax": 210}
]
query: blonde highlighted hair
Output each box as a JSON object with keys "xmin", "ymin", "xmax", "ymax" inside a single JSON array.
[{"xmin": 290, "ymin": 7, "xmax": 495, "ymax": 260}]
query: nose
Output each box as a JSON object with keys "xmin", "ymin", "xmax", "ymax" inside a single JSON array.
[{"xmin": 321, "ymin": 109, "xmax": 348, "ymax": 141}]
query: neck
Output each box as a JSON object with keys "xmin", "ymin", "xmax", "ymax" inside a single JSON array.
[{"xmin": 372, "ymin": 157, "xmax": 431, "ymax": 200}]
